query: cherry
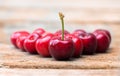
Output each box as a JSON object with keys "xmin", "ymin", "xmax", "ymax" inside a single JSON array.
[
  {"xmin": 93, "ymin": 32, "xmax": 110, "ymax": 53},
  {"xmin": 94, "ymin": 29, "xmax": 111, "ymax": 43},
  {"xmin": 72, "ymin": 29, "xmax": 86, "ymax": 37},
  {"xmin": 49, "ymin": 12, "xmax": 74, "ymax": 60},
  {"xmin": 10, "ymin": 31, "xmax": 30, "ymax": 48},
  {"xmin": 49, "ymin": 37, "xmax": 74, "ymax": 60},
  {"xmin": 54, "ymin": 30, "xmax": 70, "ymax": 36},
  {"xmin": 79, "ymin": 33, "xmax": 97, "ymax": 55},
  {"xmin": 36, "ymin": 32, "xmax": 54, "ymax": 57},
  {"xmin": 32, "ymin": 28, "xmax": 45, "ymax": 36},
  {"xmin": 66, "ymin": 34, "xmax": 83, "ymax": 57},
  {"xmin": 16, "ymin": 35, "xmax": 29, "ymax": 51},
  {"xmin": 24, "ymin": 33, "xmax": 40, "ymax": 54}
]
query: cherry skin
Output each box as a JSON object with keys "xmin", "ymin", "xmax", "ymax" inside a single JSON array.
[
  {"xmin": 93, "ymin": 32, "xmax": 110, "ymax": 53},
  {"xmin": 94, "ymin": 29, "xmax": 111, "ymax": 43},
  {"xmin": 24, "ymin": 33, "xmax": 40, "ymax": 54},
  {"xmin": 73, "ymin": 29, "xmax": 86, "ymax": 34},
  {"xmin": 66, "ymin": 34, "xmax": 83, "ymax": 58},
  {"xmin": 36, "ymin": 33, "xmax": 54, "ymax": 57},
  {"xmin": 49, "ymin": 37, "xmax": 74, "ymax": 60},
  {"xmin": 42, "ymin": 32, "xmax": 54, "ymax": 37},
  {"xmin": 54, "ymin": 30, "xmax": 70, "ymax": 36},
  {"xmin": 79, "ymin": 33, "xmax": 97, "ymax": 55},
  {"xmin": 10, "ymin": 31, "xmax": 30, "ymax": 48},
  {"xmin": 16, "ymin": 35, "xmax": 29, "ymax": 51},
  {"xmin": 32, "ymin": 28, "xmax": 45, "ymax": 36},
  {"xmin": 72, "ymin": 29, "xmax": 86, "ymax": 37},
  {"xmin": 49, "ymin": 12, "xmax": 75, "ymax": 60}
]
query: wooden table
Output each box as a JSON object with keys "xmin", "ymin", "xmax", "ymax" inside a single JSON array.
[
  {"xmin": 0, "ymin": 0, "xmax": 120, "ymax": 75},
  {"xmin": 0, "ymin": 25, "xmax": 120, "ymax": 76},
  {"xmin": 0, "ymin": 69, "xmax": 119, "ymax": 76}
]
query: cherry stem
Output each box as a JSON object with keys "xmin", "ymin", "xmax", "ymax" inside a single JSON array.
[{"xmin": 59, "ymin": 12, "xmax": 64, "ymax": 40}]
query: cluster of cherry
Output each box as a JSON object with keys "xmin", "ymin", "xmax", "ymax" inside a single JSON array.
[{"xmin": 10, "ymin": 13, "xmax": 111, "ymax": 60}]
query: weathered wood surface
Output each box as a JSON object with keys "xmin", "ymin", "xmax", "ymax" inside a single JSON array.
[
  {"xmin": 0, "ymin": 25, "xmax": 119, "ymax": 69},
  {"xmin": 0, "ymin": 24, "xmax": 119, "ymax": 76},
  {"xmin": 0, "ymin": 69, "xmax": 119, "ymax": 76},
  {"xmin": 0, "ymin": 0, "xmax": 120, "ymax": 24},
  {"xmin": 0, "ymin": 0, "xmax": 120, "ymax": 75}
]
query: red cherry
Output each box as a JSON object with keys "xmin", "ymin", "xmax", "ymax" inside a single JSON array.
[
  {"xmin": 54, "ymin": 30, "xmax": 70, "ymax": 36},
  {"xmin": 79, "ymin": 33, "xmax": 97, "ymax": 55},
  {"xmin": 73, "ymin": 29, "xmax": 86, "ymax": 34},
  {"xmin": 16, "ymin": 35, "xmax": 29, "ymax": 51},
  {"xmin": 94, "ymin": 29, "xmax": 111, "ymax": 42},
  {"xmin": 42, "ymin": 32, "xmax": 54, "ymax": 37},
  {"xmin": 72, "ymin": 29, "xmax": 86, "ymax": 37},
  {"xmin": 36, "ymin": 33, "xmax": 54, "ymax": 57},
  {"xmin": 49, "ymin": 36, "xmax": 74, "ymax": 60},
  {"xmin": 66, "ymin": 34, "xmax": 83, "ymax": 58},
  {"xmin": 93, "ymin": 32, "xmax": 110, "ymax": 53},
  {"xmin": 24, "ymin": 33, "xmax": 40, "ymax": 54},
  {"xmin": 49, "ymin": 12, "xmax": 74, "ymax": 60},
  {"xmin": 10, "ymin": 31, "xmax": 30, "ymax": 48},
  {"xmin": 33, "ymin": 28, "xmax": 45, "ymax": 36}
]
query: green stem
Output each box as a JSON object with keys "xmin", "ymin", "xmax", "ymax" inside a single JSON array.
[{"xmin": 59, "ymin": 12, "xmax": 64, "ymax": 41}]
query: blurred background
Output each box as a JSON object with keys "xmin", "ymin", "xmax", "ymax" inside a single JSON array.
[{"xmin": 0, "ymin": 0, "xmax": 120, "ymax": 44}]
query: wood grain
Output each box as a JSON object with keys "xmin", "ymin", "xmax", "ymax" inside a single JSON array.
[
  {"xmin": 0, "ymin": 69, "xmax": 119, "ymax": 76},
  {"xmin": 0, "ymin": 1, "xmax": 120, "ymax": 75},
  {"xmin": 0, "ymin": 25, "xmax": 119, "ymax": 69},
  {"xmin": 0, "ymin": 0, "xmax": 120, "ymax": 24}
]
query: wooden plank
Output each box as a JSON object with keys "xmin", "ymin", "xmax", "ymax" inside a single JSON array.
[
  {"xmin": 0, "ymin": 8, "xmax": 120, "ymax": 24},
  {"xmin": 0, "ymin": 0, "xmax": 120, "ymax": 9},
  {"xmin": 0, "ymin": 25, "xmax": 119, "ymax": 69},
  {"xmin": 0, "ymin": 69, "xmax": 119, "ymax": 76},
  {"xmin": 0, "ymin": 0, "xmax": 120, "ymax": 24}
]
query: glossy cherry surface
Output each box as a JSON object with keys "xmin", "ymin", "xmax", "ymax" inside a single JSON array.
[
  {"xmin": 24, "ymin": 33, "xmax": 40, "ymax": 54},
  {"xmin": 11, "ymin": 31, "xmax": 30, "ymax": 48},
  {"xmin": 79, "ymin": 33, "xmax": 97, "ymax": 55},
  {"xmin": 36, "ymin": 33, "xmax": 54, "ymax": 57}
]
